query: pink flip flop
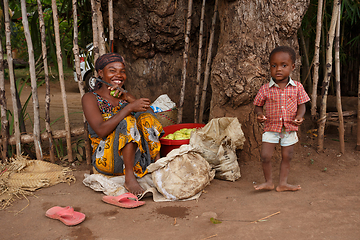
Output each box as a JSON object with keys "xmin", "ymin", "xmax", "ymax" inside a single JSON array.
[
  {"xmin": 45, "ymin": 206, "xmax": 85, "ymax": 226},
  {"xmin": 102, "ymin": 192, "xmax": 145, "ymax": 208}
]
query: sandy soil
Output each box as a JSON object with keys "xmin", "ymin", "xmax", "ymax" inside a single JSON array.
[{"xmin": 1, "ymin": 78, "xmax": 360, "ymax": 240}]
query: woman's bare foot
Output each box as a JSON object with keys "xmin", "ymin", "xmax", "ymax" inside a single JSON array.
[
  {"xmin": 276, "ymin": 183, "xmax": 301, "ymax": 192},
  {"xmin": 254, "ymin": 182, "xmax": 275, "ymax": 190},
  {"xmin": 124, "ymin": 175, "xmax": 145, "ymax": 196}
]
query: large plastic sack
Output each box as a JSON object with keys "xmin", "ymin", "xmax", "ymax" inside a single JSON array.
[
  {"xmin": 189, "ymin": 117, "xmax": 245, "ymax": 181},
  {"xmin": 150, "ymin": 94, "xmax": 176, "ymax": 112},
  {"xmin": 147, "ymin": 144, "xmax": 215, "ymax": 200}
]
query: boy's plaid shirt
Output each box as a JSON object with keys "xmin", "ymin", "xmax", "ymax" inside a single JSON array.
[{"xmin": 253, "ymin": 78, "xmax": 310, "ymax": 133}]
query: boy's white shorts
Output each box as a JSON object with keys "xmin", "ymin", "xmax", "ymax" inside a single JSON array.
[{"xmin": 262, "ymin": 131, "xmax": 298, "ymax": 147}]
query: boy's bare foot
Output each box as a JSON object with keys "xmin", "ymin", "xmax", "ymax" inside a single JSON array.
[
  {"xmin": 254, "ymin": 182, "xmax": 275, "ymax": 190},
  {"xmin": 124, "ymin": 176, "xmax": 145, "ymax": 196},
  {"xmin": 276, "ymin": 183, "xmax": 301, "ymax": 192}
]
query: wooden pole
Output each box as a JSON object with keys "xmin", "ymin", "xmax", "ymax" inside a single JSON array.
[
  {"xmin": 73, "ymin": 0, "xmax": 92, "ymax": 165},
  {"xmin": 51, "ymin": 0, "xmax": 73, "ymax": 162},
  {"xmin": 108, "ymin": 0, "xmax": 114, "ymax": 52},
  {"xmin": 4, "ymin": 0, "xmax": 21, "ymax": 155},
  {"xmin": 177, "ymin": 0, "xmax": 193, "ymax": 124},
  {"xmin": 0, "ymin": 128, "xmax": 85, "ymax": 146},
  {"xmin": 298, "ymin": 27, "xmax": 312, "ymax": 93},
  {"xmin": 194, "ymin": 0, "xmax": 206, "ymax": 123},
  {"xmin": 96, "ymin": 0, "xmax": 107, "ymax": 55},
  {"xmin": 311, "ymin": 0, "xmax": 324, "ymax": 122},
  {"xmin": 317, "ymin": 0, "xmax": 340, "ymax": 152},
  {"xmin": 0, "ymin": 35, "xmax": 9, "ymax": 162},
  {"xmin": 91, "ymin": 0, "xmax": 100, "ymax": 67},
  {"xmin": 334, "ymin": 4, "xmax": 344, "ymax": 154},
  {"xmin": 357, "ymin": 68, "xmax": 360, "ymax": 150},
  {"xmin": 199, "ymin": 0, "xmax": 218, "ymax": 123},
  {"xmin": 37, "ymin": 0, "xmax": 55, "ymax": 162}
]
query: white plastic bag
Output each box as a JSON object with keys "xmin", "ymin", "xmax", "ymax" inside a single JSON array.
[
  {"xmin": 190, "ymin": 117, "xmax": 245, "ymax": 181},
  {"xmin": 150, "ymin": 94, "xmax": 176, "ymax": 112}
]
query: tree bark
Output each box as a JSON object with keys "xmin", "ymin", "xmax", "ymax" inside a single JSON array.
[
  {"xmin": 51, "ymin": 0, "xmax": 73, "ymax": 162},
  {"xmin": 311, "ymin": 0, "xmax": 324, "ymax": 122},
  {"xmin": 37, "ymin": 0, "xmax": 54, "ymax": 162},
  {"xmin": 334, "ymin": 5, "xmax": 344, "ymax": 154},
  {"xmin": 317, "ymin": 0, "xmax": 340, "ymax": 152},
  {"xmin": 177, "ymin": 0, "xmax": 193, "ymax": 124},
  {"xmin": 209, "ymin": 0, "xmax": 309, "ymax": 161},
  {"xmin": 4, "ymin": 0, "xmax": 21, "ymax": 155}
]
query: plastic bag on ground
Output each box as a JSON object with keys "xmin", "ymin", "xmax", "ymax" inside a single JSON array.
[
  {"xmin": 147, "ymin": 144, "xmax": 215, "ymax": 200},
  {"xmin": 189, "ymin": 117, "xmax": 245, "ymax": 181}
]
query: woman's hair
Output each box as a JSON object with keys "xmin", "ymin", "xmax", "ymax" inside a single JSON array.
[
  {"xmin": 269, "ymin": 46, "xmax": 296, "ymax": 64},
  {"xmin": 95, "ymin": 53, "xmax": 125, "ymax": 72}
]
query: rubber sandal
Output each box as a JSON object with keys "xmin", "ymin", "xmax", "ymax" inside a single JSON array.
[
  {"xmin": 45, "ymin": 206, "xmax": 85, "ymax": 226},
  {"xmin": 102, "ymin": 192, "xmax": 145, "ymax": 208}
]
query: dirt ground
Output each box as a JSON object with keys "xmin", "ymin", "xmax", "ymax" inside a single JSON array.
[{"xmin": 1, "ymin": 78, "xmax": 360, "ymax": 240}]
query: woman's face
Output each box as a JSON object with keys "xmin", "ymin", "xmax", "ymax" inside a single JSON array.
[{"xmin": 98, "ymin": 62, "xmax": 126, "ymax": 88}]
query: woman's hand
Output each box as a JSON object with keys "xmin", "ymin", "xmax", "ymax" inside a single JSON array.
[{"xmin": 126, "ymin": 98, "xmax": 151, "ymax": 112}]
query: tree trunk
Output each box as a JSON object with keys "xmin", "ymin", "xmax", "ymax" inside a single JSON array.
[
  {"xmin": 317, "ymin": 0, "xmax": 340, "ymax": 152},
  {"xmin": 194, "ymin": 0, "xmax": 206, "ymax": 123},
  {"xmin": 177, "ymin": 0, "xmax": 193, "ymax": 124},
  {"xmin": 209, "ymin": 0, "xmax": 309, "ymax": 161},
  {"xmin": 51, "ymin": 0, "xmax": 73, "ymax": 162},
  {"xmin": 37, "ymin": 0, "xmax": 54, "ymax": 162},
  {"xmin": 334, "ymin": 5, "xmax": 344, "ymax": 154},
  {"xmin": 4, "ymin": 0, "xmax": 21, "ymax": 155},
  {"xmin": 311, "ymin": 0, "xmax": 324, "ymax": 122},
  {"xmin": 96, "ymin": 0, "xmax": 107, "ymax": 55},
  {"xmin": 91, "ymin": 0, "xmax": 100, "ymax": 67}
]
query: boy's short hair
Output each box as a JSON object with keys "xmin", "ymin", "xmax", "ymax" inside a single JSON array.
[{"xmin": 269, "ymin": 46, "xmax": 296, "ymax": 64}]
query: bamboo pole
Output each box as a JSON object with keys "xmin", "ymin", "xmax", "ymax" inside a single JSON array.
[
  {"xmin": 194, "ymin": 0, "xmax": 206, "ymax": 123},
  {"xmin": 21, "ymin": 0, "xmax": 43, "ymax": 160},
  {"xmin": 96, "ymin": 0, "xmax": 106, "ymax": 55},
  {"xmin": 37, "ymin": 0, "xmax": 54, "ymax": 162},
  {"xmin": 51, "ymin": 0, "xmax": 73, "ymax": 162},
  {"xmin": 108, "ymin": 0, "xmax": 114, "ymax": 52},
  {"xmin": 4, "ymin": 0, "xmax": 21, "ymax": 155},
  {"xmin": 73, "ymin": 0, "xmax": 92, "ymax": 165},
  {"xmin": 334, "ymin": 5, "xmax": 344, "ymax": 154},
  {"xmin": 199, "ymin": 0, "xmax": 218, "ymax": 124},
  {"xmin": 357, "ymin": 68, "xmax": 360, "ymax": 150},
  {"xmin": 0, "ymin": 128, "xmax": 85, "ymax": 146},
  {"xmin": 177, "ymin": 0, "xmax": 193, "ymax": 124},
  {"xmin": 317, "ymin": 0, "xmax": 340, "ymax": 152},
  {"xmin": 91, "ymin": 0, "xmax": 100, "ymax": 71},
  {"xmin": 0, "ymin": 35, "xmax": 9, "ymax": 162},
  {"xmin": 311, "ymin": 0, "xmax": 324, "ymax": 122}
]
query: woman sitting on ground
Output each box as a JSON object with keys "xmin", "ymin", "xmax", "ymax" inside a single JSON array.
[{"xmin": 82, "ymin": 53, "xmax": 163, "ymax": 195}]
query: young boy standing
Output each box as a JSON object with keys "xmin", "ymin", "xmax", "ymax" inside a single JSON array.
[{"xmin": 253, "ymin": 46, "xmax": 310, "ymax": 192}]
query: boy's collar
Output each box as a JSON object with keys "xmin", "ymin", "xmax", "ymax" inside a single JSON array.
[{"xmin": 269, "ymin": 77, "xmax": 296, "ymax": 88}]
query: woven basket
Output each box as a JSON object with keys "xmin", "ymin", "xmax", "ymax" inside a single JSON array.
[{"xmin": 155, "ymin": 108, "xmax": 178, "ymax": 127}]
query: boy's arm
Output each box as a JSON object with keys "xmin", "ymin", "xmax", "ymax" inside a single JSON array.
[
  {"xmin": 255, "ymin": 105, "xmax": 267, "ymax": 123},
  {"xmin": 294, "ymin": 103, "xmax": 306, "ymax": 125}
]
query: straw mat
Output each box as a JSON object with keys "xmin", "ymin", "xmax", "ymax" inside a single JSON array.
[{"xmin": 0, "ymin": 155, "xmax": 75, "ymax": 209}]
